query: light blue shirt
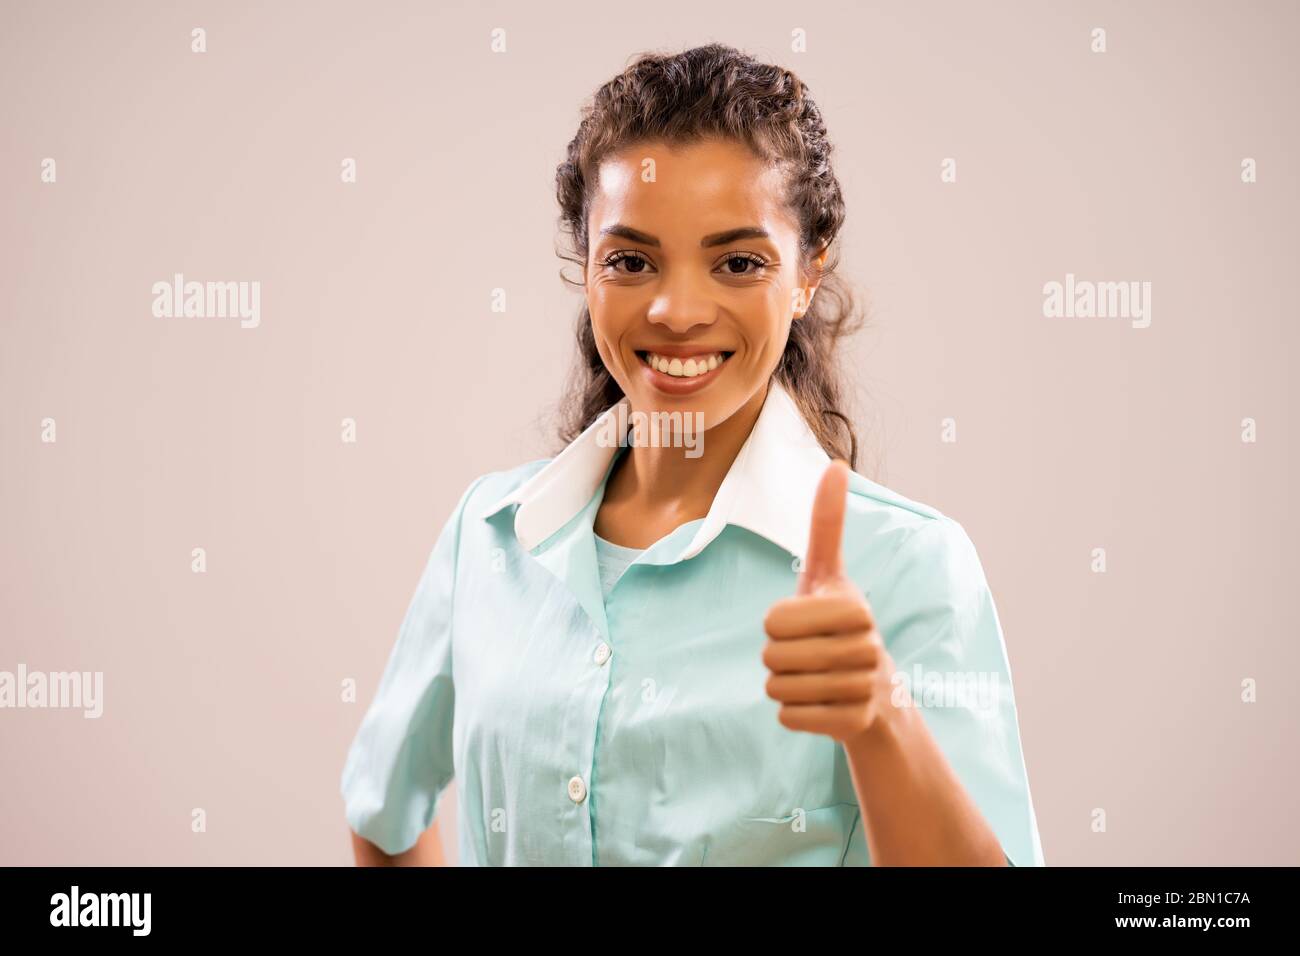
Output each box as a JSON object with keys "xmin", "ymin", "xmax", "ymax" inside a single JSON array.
[{"xmin": 339, "ymin": 379, "xmax": 1045, "ymax": 865}]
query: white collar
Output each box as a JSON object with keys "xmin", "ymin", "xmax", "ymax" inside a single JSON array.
[{"xmin": 479, "ymin": 378, "xmax": 832, "ymax": 561}]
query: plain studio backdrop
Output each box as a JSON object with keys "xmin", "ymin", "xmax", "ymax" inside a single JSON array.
[{"xmin": 0, "ymin": 0, "xmax": 1296, "ymax": 865}]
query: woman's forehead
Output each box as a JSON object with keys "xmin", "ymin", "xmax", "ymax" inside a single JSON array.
[
  {"xmin": 597, "ymin": 137, "xmax": 779, "ymax": 190},
  {"xmin": 590, "ymin": 142, "xmax": 794, "ymax": 241}
]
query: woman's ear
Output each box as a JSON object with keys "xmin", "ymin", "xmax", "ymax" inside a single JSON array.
[{"xmin": 792, "ymin": 246, "xmax": 830, "ymax": 320}]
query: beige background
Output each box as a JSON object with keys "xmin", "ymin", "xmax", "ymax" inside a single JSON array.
[{"xmin": 1, "ymin": 0, "xmax": 1296, "ymax": 865}]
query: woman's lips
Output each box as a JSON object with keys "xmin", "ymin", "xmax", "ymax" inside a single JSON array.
[{"xmin": 634, "ymin": 349, "xmax": 733, "ymax": 395}]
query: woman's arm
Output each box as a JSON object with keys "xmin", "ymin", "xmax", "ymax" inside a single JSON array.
[
  {"xmin": 350, "ymin": 820, "xmax": 447, "ymax": 866},
  {"xmin": 843, "ymin": 695, "xmax": 1006, "ymax": 866}
]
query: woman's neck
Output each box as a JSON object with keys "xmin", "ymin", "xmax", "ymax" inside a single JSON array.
[{"xmin": 593, "ymin": 382, "xmax": 769, "ymax": 548}]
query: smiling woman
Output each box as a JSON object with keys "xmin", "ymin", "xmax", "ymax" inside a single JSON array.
[
  {"xmin": 340, "ymin": 42, "xmax": 1044, "ymax": 867},
  {"xmin": 555, "ymin": 60, "xmax": 863, "ymax": 468}
]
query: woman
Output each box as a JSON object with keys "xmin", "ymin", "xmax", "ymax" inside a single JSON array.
[{"xmin": 340, "ymin": 43, "xmax": 1043, "ymax": 866}]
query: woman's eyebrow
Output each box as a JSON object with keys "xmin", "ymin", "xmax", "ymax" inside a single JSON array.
[
  {"xmin": 597, "ymin": 224, "xmax": 771, "ymax": 248},
  {"xmin": 701, "ymin": 226, "xmax": 770, "ymax": 247}
]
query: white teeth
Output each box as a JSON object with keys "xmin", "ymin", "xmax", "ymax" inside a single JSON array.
[{"xmin": 643, "ymin": 351, "xmax": 728, "ymax": 378}]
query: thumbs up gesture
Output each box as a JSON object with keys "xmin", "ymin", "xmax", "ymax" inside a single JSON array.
[{"xmin": 762, "ymin": 460, "xmax": 899, "ymax": 745}]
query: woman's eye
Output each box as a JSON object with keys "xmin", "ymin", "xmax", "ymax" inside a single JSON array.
[
  {"xmin": 719, "ymin": 254, "xmax": 768, "ymax": 276},
  {"xmin": 603, "ymin": 251, "xmax": 652, "ymax": 274}
]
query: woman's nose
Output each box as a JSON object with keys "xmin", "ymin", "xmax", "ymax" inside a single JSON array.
[{"xmin": 645, "ymin": 270, "xmax": 718, "ymax": 335}]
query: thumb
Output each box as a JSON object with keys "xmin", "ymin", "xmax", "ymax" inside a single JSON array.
[{"xmin": 798, "ymin": 459, "xmax": 849, "ymax": 595}]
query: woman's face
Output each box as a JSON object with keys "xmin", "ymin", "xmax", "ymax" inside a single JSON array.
[{"xmin": 584, "ymin": 136, "xmax": 823, "ymax": 436}]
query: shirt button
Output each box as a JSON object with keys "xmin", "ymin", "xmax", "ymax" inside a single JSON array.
[
  {"xmin": 593, "ymin": 642, "xmax": 612, "ymax": 666},
  {"xmin": 567, "ymin": 775, "xmax": 587, "ymax": 803}
]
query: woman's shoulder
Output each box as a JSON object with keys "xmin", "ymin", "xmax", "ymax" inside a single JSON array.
[
  {"xmin": 842, "ymin": 469, "xmax": 953, "ymax": 541},
  {"xmin": 841, "ymin": 470, "xmax": 988, "ymax": 600},
  {"xmin": 474, "ymin": 457, "xmax": 552, "ymax": 496},
  {"xmin": 845, "ymin": 470, "xmax": 943, "ymax": 522},
  {"xmin": 452, "ymin": 457, "xmax": 554, "ymax": 520}
]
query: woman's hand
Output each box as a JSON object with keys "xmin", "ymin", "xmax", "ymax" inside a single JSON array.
[
  {"xmin": 761, "ymin": 459, "xmax": 1009, "ymax": 865},
  {"xmin": 761, "ymin": 460, "xmax": 900, "ymax": 746}
]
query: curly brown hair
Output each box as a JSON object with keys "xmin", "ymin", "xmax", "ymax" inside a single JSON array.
[{"xmin": 553, "ymin": 42, "xmax": 866, "ymax": 468}]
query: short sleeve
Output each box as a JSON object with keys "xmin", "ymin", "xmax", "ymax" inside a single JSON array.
[
  {"xmin": 339, "ymin": 476, "xmax": 483, "ymax": 856},
  {"xmin": 866, "ymin": 517, "xmax": 1045, "ymax": 867}
]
